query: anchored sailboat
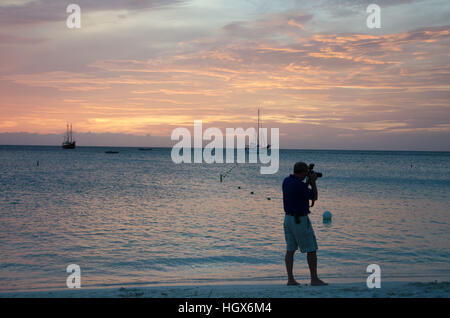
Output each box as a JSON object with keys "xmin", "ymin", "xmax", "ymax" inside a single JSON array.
[
  {"xmin": 246, "ymin": 108, "xmax": 271, "ymax": 152},
  {"xmin": 62, "ymin": 123, "xmax": 76, "ymax": 149}
]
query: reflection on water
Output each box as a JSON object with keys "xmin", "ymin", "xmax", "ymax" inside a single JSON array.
[{"xmin": 0, "ymin": 146, "xmax": 449, "ymax": 291}]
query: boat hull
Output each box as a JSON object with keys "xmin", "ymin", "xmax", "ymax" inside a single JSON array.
[{"xmin": 62, "ymin": 142, "xmax": 76, "ymax": 149}]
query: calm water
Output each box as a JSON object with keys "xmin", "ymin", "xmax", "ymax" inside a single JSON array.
[{"xmin": 0, "ymin": 146, "xmax": 449, "ymax": 292}]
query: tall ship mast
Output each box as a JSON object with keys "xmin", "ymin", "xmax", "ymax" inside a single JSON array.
[
  {"xmin": 246, "ymin": 108, "xmax": 271, "ymax": 152},
  {"xmin": 257, "ymin": 108, "xmax": 271, "ymax": 151},
  {"xmin": 62, "ymin": 123, "xmax": 76, "ymax": 149},
  {"xmin": 257, "ymin": 108, "xmax": 260, "ymax": 149}
]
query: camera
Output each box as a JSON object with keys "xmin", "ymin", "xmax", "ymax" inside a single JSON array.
[{"xmin": 308, "ymin": 163, "xmax": 323, "ymax": 178}]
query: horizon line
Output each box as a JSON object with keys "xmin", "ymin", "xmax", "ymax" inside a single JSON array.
[{"xmin": 0, "ymin": 144, "xmax": 449, "ymax": 153}]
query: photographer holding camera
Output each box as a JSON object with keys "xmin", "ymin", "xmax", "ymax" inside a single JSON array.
[{"xmin": 282, "ymin": 162, "xmax": 327, "ymax": 286}]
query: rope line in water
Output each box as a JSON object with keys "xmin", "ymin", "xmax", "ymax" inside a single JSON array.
[
  {"xmin": 218, "ymin": 163, "xmax": 275, "ymax": 201},
  {"xmin": 219, "ymin": 163, "xmax": 238, "ymax": 182}
]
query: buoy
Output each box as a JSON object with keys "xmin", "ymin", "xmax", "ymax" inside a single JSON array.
[{"xmin": 323, "ymin": 211, "xmax": 332, "ymax": 223}]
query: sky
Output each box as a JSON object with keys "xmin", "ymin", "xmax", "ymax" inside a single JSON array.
[{"xmin": 0, "ymin": 0, "xmax": 449, "ymax": 150}]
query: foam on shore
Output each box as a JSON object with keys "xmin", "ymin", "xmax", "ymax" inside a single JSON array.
[{"xmin": 1, "ymin": 281, "xmax": 448, "ymax": 298}]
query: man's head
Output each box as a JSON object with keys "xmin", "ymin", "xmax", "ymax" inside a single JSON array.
[{"xmin": 293, "ymin": 162, "xmax": 308, "ymax": 180}]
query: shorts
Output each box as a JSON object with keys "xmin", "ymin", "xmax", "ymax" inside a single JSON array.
[{"xmin": 283, "ymin": 214, "xmax": 318, "ymax": 253}]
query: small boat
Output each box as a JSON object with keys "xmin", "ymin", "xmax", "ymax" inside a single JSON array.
[
  {"xmin": 105, "ymin": 151, "xmax": 119, "ymax": 154},
  {"xmin": 246, "ymin": 108, "xmax": 271, "ymax": 152},
  {"xmin": 62, "ymin": 123, "xmax": 76, "ymax": 149},
  {"xmin": 138, "ymin": 148, "xmax": 153, "ymax": 151}
]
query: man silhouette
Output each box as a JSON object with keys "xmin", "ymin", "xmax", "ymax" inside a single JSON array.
[{"xmin": 282, "ymin": 162, "xmax": 327, "ymax": 286}]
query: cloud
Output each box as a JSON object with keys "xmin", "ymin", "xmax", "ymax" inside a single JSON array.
[
  {"xmin": 223, "ymin": 11, "xmax": 313, "ymax": 40},
  {"xmin": 0, "ymin": 33, "xmax": 47, "ymax": 45},
  {"xmin": 1, "ymin": 2, "xmax": 449, "ymax": 150},
  {"xmin": 0, "ymin": 0, "xmax": 186, "ymax": 26}
]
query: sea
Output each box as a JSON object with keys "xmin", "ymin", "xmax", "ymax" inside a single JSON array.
[{"xmin": 0, "ymin": 146, "xmax": 449, "ymax": 292}]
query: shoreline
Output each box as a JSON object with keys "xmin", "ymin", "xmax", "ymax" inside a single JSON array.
[{"xmin": 1, "ymin": 281, "xmax": 448, "ymax": 298}]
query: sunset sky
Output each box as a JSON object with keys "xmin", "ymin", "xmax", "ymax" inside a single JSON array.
[{"xmin": 1, "ymin": 0, "xmax": 449, "ymax": 149}]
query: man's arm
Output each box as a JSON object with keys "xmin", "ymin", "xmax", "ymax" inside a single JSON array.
[
  {"xmin": 308, "ymin": 173, "xmax": 318, "ymax": 207},
  {"xmin": 310, "ymin": 178, "xmax": 318, "ymax": 201}
]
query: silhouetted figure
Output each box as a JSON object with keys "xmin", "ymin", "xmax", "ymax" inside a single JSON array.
[{"xmin": 282, "ymin": 162, "xmax": 327, "ymax": 286}]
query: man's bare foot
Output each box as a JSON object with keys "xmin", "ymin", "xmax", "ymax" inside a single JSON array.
[
  {"xmin": 311, "ymin": 279, "xmax": 328, "ymax": 286},
  {"xmin": 287, "ymin": 280, "xmax": 301, "ymax": 286}
]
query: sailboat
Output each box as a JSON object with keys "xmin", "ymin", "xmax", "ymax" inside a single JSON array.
[
  {"xmin": 246, "ymin": 108, "xmax": 271, "ymax": 152},
  {"xmin": 62, "ymin": 123, "xmax": 76, "ymax": 149}
]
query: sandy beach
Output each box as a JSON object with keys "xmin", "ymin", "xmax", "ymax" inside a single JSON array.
[{"xmin": 1, "ymin": 281, "xmax": 448, "ymax": 298}]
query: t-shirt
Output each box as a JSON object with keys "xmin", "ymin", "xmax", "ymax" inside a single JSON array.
[{"xmin": 282, "ymin": 174, "xmax": 316, "ymax": 216}]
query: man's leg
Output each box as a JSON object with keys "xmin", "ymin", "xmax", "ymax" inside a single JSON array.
[
  {"xmin": 307, "ymin": 251, "xmax": 327, "ymax": 286},
  {"xmin": 285, "ymin": 250, "xmax": 300, "ymax": 285}
]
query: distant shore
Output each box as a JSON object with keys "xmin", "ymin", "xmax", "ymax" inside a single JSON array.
[{"xmin": 1, "ymin": 281, "xmax": 448, "ymax": 298}]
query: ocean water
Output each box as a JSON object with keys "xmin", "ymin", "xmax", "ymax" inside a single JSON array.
[{"xmin": 0, "ymin": 146, "xmax": 449, "ymax": 292}]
